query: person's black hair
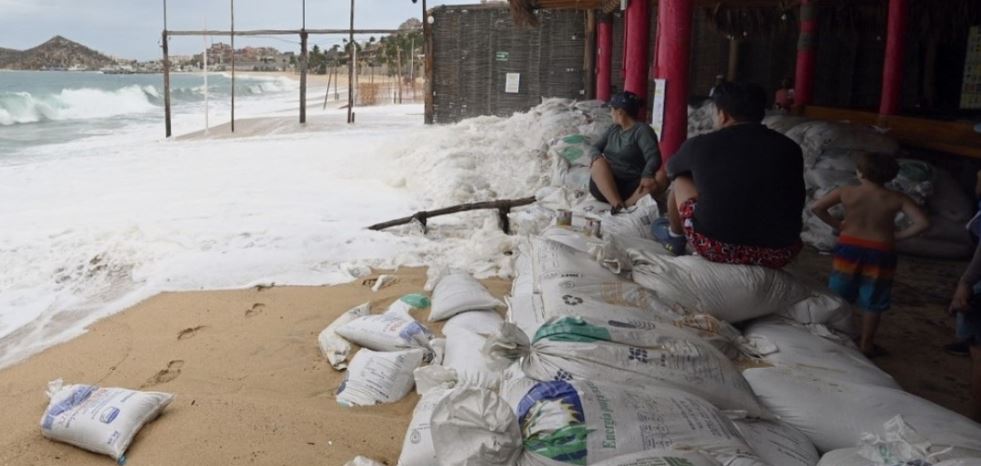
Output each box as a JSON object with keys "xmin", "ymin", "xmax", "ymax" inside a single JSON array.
[
  {"xmin": 711, "ymin": 81, "xmax": 767, "ymax": 122},
  {"xmin": 610, "ymin": 91, "xmax": 643, "ymax": 119}
]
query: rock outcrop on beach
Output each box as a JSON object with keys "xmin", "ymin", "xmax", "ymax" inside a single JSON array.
[{"xmin": 0, "ymin": 36, "xmax": 115, "ymax": 71}]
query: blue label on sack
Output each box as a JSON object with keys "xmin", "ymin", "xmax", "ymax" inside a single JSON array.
[
  {"xmin": 100, "ymin": 407, "xmax": 120, "ymax": 424},
  {"xmin": 42, "ymin": 385, "xmax": 97, "ymax": 430}
]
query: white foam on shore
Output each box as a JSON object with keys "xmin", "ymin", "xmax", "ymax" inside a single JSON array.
[{"xmin": 0, "ymin": 92, "xmax": 599, "ymax": 368}]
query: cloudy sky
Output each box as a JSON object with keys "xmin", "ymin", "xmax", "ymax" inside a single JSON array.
[{"xmin": 0, "ymin": 0, "xmax": 480, "ymax": 60}]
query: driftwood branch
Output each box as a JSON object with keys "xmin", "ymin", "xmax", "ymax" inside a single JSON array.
[{"xmin": 367, "ymin": 196, "xmax": 537, "ymax": 234}]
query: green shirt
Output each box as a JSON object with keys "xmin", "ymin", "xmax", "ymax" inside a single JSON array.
[{"xmin": 593, "ymin": 123, "xmax": 662, "ymax": 179}]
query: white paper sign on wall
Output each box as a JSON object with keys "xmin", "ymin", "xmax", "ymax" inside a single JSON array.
[{"xmin": 505, "ymin": 73, "xmax": 521, "ymax": 94}]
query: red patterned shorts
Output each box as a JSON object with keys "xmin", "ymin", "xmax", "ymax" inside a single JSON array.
[{"xmin": 680, "ymin": 199, "xmax": 801, "ymax": 269}]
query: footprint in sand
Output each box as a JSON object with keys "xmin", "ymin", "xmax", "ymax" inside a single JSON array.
[
  {"xmin": 143, "ymin": 360, "xmax": 184, "ymax": 388},
  {"xmin": 245, "ymin": 302, "xmax": 265, "ymax": 318},
  {"xmin": 177, "ymin": 325, "xmax": 205, "ymax": 340}
]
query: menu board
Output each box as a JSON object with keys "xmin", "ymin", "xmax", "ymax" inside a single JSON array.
[{"xmin": 962, "ymin": 26, "xmax": 981, "ymax": 109}]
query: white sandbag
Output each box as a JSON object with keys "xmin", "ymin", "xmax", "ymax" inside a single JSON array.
[
  {"xmin": 345, "ymin": 457, "xmax": 387, "ymax": 466},
  {"xmin": 336, "ymin": 348, "xmax": 426, "ymax": 407},
  {"xmin": 397, "ymin": 369, "xmax": 455, "ymax": 466},
  {"xmin": 629, "ymin": 249, "xmax": 812, "ymax": 323},
  {"xmin": 734, "ymin": 418, "xmax": 820, "ymax": 466},
  {"xmin": 335, "ymin": 310, "xmax": 433, "ymax": 352},
  {"xmin": 486, "ymin": 316, "xmax": 767, "ymax": 416},
  {"xmin": 318, "ymin": 302, "xmax": 371, "ymax": 370},
  {"xmin": 548, "ymin": 134, "xmax": 597, "ymax": 167},
  {"xmin": 431, "ymin": 381, "xmax": 762, "ymax": 466},
  {"xmin": 778, "ymin": 290, "xmax": 857, "ymax": 335},
  {"xmin": 805, "ymin": 168, "xmax": 858, "ymax": 191},
  {"xmin": 498, "ymin": 363, "xmax": 539, "ymax": 410},
  {"xmin": 763, "ymin": 114, "xmax": 811, "ymax": 134},
  {"xmin": 743, "ymin": 366, "xmax": 981, "ymax": 453},
  {"xmin": 816, "ymin": 416, "xmax": 981, "ymax": 466},
  {"xmin": 385, "ymin": 293, "xmax": 432, "ymax": 316},
  {"xmin": 443, "ymin": 327, "xmax": 502, "ymax": 389},
  {"xmin": 443, "ymin": 309, "xmax": 504, "ymax": 334},
  {"xmin": 591, "ymin": 449, "xmax": 724, "ymax": 466},
  {"xmin": 40, "ymin": 379, "xmax": 174, "ymax": 461},
  {"xmin": 929, "ymin": 168, "xmax": 974, "ymax": 224},
  {"xmin": 429, "ymin": 272, "xmax": 504, "ymax": 322},
  {"xmin": 744, "ymin": 317, "xmax": 897, "ymax": 387},
  {"xmin": 532, "ymin": 238, "xmax": 678, "ymax": 325},
  {"xmin": 600, "ymin": 196, "xmax": 660, "ymax": 240}
]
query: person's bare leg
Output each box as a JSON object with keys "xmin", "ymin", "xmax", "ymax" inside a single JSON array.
[
  {"xmin": 971, "ymin": 344, "xmax": 981, "ymax": 422},
  {"xmin": 591, "ymin": 158, "xmax": 624, "ymax": 207},
  {"xmin": 669, "ymin": 176, "xmax": 698, "ymax": 235},
  {"xmin": 860, "ymin": 311, "xmax": 882, "ymax": 355}
]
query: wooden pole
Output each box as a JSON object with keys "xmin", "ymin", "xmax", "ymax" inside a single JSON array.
[
  {"xmin": 334, "ymin": 65, "xmax": 339, "ymax": 100},
  {"xmin": 410, "ymin": 36, "xmax": 416, "ymax": 101},
  {"xmin": 347, "ymin": 0, "xmax": 355, "ymax": 124},
  {"xmin": 584, "ymin": 10, "xmax": 596, "ymax": 100},
  {"xmin": 880, "ymin": 0, "xmax": 908, "ymax": 116},
  {"xmin": 397, "ymin": 47, "xmax": 403, "ymax": 104},
  {"xmin": 794, "ymin": 0, "xmax": 817, "ymax": 110},
  {"xmin": 230, "ymin": 0, "xmax": 236, "ymax": 133},
  {"xmin": 624, "ymin": 0, "xmax": 650, "ymax": 111},
  {"xmin": 654, "ymin": 0, "xmax": 694, "ymax": 161},
  {"xmin": 162, "ymin": 0, "xmax": 172, "ymax": 138},
  {"xmin": 323, "ymin": 64, "xmax": 333, "ymax": 109},
  {"xmin": 596, "ymin": 13, "xmax": 612, "ymax": 101},
  {"xmin": 300, "ymin": 31, "xmax": 308, "ymax": 123},
  {"xmin": 367, "ymin": 197, "xmax": 536, "ymax": 233},
  {"xmin": 727, "ymin": 38, "xmax": 740, "ymax": 81},
  {"xmin": 422, "ymin": 0, "xmax": 434, "ymax": 124}
]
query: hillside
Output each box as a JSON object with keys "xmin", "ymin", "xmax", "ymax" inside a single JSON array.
[{"xmin": 0, "ymin": 36, "xmax": 116, "ymax": 70}]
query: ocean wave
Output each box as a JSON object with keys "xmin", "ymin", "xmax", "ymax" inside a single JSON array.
[{"xmin": 0, "ymin": 85, "xmax": 159, "ymax": 126}]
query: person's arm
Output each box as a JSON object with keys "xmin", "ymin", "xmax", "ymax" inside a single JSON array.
[
  {"xmin": 810, "ymin": 188, "xmax": 844, "ymax": 231},
  {"xmin": 894, "ymin": 195, "xmax": 930, "ymax": 240},
  {"xmin": 666, "ymin": 139, "xmax": 695, "ymax": 180},
  {"xmin": 952, "ymin": 242, "xmax": 981, "ymax": 313},
  {"xmin": 592, "ymin": 126, "xmax": 612, "ymax": 161},
  {"xmin": 635, "ymin": 126, "xmax": 662, "ymax": 194}
]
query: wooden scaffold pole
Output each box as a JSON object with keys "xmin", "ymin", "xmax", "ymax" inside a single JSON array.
[
  {"xmin": 347, "ymin": 0, "xmax": 355, "ymax": 124},
  {"xmin": 162, "ymin": 0, "xmax": 172, "ymax": 138},
  {"xmin": 300, "ymin": 0, "xmax": 307, "ymax": 124}
]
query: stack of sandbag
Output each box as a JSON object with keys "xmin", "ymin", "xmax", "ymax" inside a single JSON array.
[
  {"xmin": 763, "ymin": 114, "xmax": 974, "ymax": 259},
  {"xmin": 323, "ymin": 294, "xmax": 436, "ymax": 407},
  {"xmin": 689, "ymin": 100, "xmax": 717, "ymax": 137}
]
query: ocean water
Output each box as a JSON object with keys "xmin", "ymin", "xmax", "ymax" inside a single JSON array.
[
  {"xmin": 0, "ymin": 70, "xmax": 435, "ymax": 368},
  {"xmin": 0, "ymin": 70, "xmax": 295, "ymax": 154}
]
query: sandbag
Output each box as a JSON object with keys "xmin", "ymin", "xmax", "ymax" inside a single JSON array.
[
  {"xmin": 548, "ymin": 133, "xmax": 597, "ymax": 167},
  {"xmin": 443, "ymin": 327, "xmax": 502, "ymax": 389},
  {"xmin": 929, "ymin": 168, "xmax": 975, "ymax": 224},
  {"xmin": 591, "ymin": 450, "xmax": 724, "ymax": 466},
  {"xmin": 733, "ymin": 418, "xmax": 820, "ymax": 466},
  {"xmin": 629, "ymin": 249, "xmax": 812, "ymax": 323},
  {"xmin": 336, "ymin": 348, "xmax": 426, "ymax": 407},
  {"xmin": 778, "ymin": 290, "xmax": 857, "ymax": 336},
  {"xmin": 743, "ymin": 366, "xmax": 981, "ymax": 453},
  {"xmin": 430, "ymin": 381, "xmax": 762, "ymax": 466},
  {"xmin": 763, "ymin": 114, "xmax": 811, "ymax": 134},
  {"xmin": 805, "ymin": 168, "xmax": 858, "ymax": 191},
  {"xmin": 318, "ymin": 302, "xmax": 371, "ymax": 370},
  {"xmin": 335, "ymin": 309, "xmax": 433, "ymax": 352},
  {"xmin": 397, "ymin": 369, "xmax": 455, "ymax": 466},
  {"xmin": 443, "ymin": 309, "xmax": 504, "ymax": 334},
  {"xmin": 485, "ymin": 316, "xmax": 767, "ymax": 416},
  {"xmin": 40, "ymin": 379, "xmax": 174, "ymax": 461},
  {"xmin": 532, "ymin": 238, "xmax": 678, "ymax": 328},
  {"xmin": 345, "ymin": 456, "xmax": 387, "ymax": 466},
  {"xmin": 430, "ymin": 272, "xmax": 503, "ymax": 322},
  {"xmin": 744, "ymin": 317, "xmax": 897, "ymax": 387},
  {"xmin": 816, "ymin": 416, "xmax": 981, "ymax": 466}
]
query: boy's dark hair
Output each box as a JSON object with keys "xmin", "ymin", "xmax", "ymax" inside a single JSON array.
[
  {"xmin": 711, "ymin": 81, "xmax": 767, "ymax": 122},
  {"xmin": 856, "ymin": 152, "xmax": 900, "ymax": 184}
]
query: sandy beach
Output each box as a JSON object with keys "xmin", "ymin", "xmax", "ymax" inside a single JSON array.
[{"xmin": 0, "ymin": 267, "xmax": 509, "ymax": 466}]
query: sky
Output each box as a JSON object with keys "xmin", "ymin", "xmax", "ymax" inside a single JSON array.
[{"xmin": 0, "ymin": 0, "xmax": 481, "ymax": 60}]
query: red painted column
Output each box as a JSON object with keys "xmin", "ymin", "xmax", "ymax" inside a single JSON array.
[
  {"xmin": 596, "ymin": 16, "xmax": 613, "ymax": 101},
  {"xmin": 793, "ymin": 0, "xmax": 817, "ymax": 109},
  {"xmin": 654, "ymin": 0, "xmax": 693, "ymax": 160},
  {"xmin": 624, "ymin": 0, "xmax": 650, "ymax": 106},
  {"xmin": 879, "ymin": 0, "xmax": 908, "ymax": 115}
]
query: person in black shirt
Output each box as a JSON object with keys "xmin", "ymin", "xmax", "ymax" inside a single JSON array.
[
  {"xmin": 652, "ymin": 82, "xmax": 805, "ymax": 268},
  {"xmin": 589, "ymin": 92, "xmax": 663, "ymax": 213}
]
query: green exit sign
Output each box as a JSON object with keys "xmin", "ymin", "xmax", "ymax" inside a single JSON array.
[{"xmin": 495, "ymin": 51, "xmax": 509, "ymax": 62}]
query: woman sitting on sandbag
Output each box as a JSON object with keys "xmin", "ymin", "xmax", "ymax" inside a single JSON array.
[{"xmin": 589, "ymin": 91, "xmax": 663, "ymax": 213}]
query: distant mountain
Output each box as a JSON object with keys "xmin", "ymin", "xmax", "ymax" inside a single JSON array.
[{"xmin": 0, "ymin": 36, "xmax": 116, "ymax": 70}]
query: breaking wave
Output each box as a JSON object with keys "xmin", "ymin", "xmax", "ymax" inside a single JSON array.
[{"xmin": 0, "ymin": 85, "xmax": 159, "ymax": 126}]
